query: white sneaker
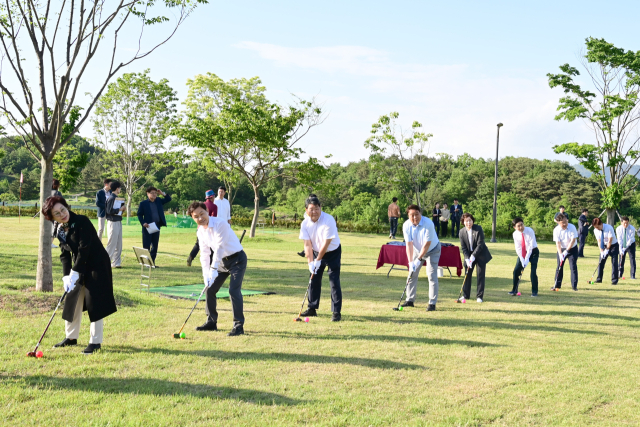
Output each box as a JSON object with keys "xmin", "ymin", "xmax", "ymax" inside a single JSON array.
[
  {"xmin": 458, "ymin": 296, "xmax": 466, "ymax": 302},
  {"xmin": 477, "ymin": 298, "xmax": 483, "ymax": 303}
]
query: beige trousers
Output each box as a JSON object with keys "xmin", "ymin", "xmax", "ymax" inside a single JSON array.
[
  {"xmin": 106, "ymin": 220, "xmax": 122, "ymax": 267},
  {"xmin": 97, "ymin": 216, "xmax": 106, "ymax": 240},
  {"xmin": 65, "ymin": 286, "xmax": 104, "ymax": 344}
]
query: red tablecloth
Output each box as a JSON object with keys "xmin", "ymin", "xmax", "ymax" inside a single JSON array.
[{"xmin": 376, "ymin": 244, "xmax": 463, "ymax": 276}]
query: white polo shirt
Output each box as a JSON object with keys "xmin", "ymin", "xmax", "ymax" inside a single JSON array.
[
  {"xmin": 197, "ymin": 217, "xmax": 243, "ymax": 276},
  {"xmin": 299, "ymin": 211, "xmax": 340, "ymax": 253},
  {"xmin": 616, "ymin": 224, "xmax": 636, "ymax": 250},
  {"xmin": 214, "ymin": 197, "xmax": 231, "ymax": 221},
  {"xmin": 553, "ymin": 223, "xmax": 578, "ymax": 250},
  {"xmin": 402, "ymin": 216, "xmax": 439, "ymax": 254},
  {"xmin": 594, "ymin": 223, "xmax": 617, "ymax": 246},
  {"xmin": 513, "ymin": 227, "xmax": 538, "ymax": 259}
]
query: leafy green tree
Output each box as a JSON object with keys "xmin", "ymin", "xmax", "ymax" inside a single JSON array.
[
  {"xmin": 548, "ymin": 37, "xmax": 640, "ymax": 225},
  {"xmin": 77, "ymin": 156, "xmax": 106, "ymax": 196},
  {"xmin": 179, "ymin": 74, "xmax": 324, "ymax": 237}
]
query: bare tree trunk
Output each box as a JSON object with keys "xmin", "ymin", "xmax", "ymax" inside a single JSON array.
[
  {"xmin": 606, "ymin": 208, "xmax": 616, "ymax": 226},
  {"xmin": 126, "ymin": 188, "xmax": 133, "ymax": 225},
  {"xmin": 250, "ymin": 186, "xmax": 260, "ymax": 238},
  {"xmin": 36, "ymin": 158, "xmax": 54, "ymax": 292}
]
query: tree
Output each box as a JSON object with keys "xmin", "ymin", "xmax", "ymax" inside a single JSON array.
[
  {"xmin": 548, "ymin": 37, "xmax": 640, "ymax": 225},
  {"xmin": 93, "ymin": 71, "xmax": 180, "ymax": 224},
  {"xmin": 78, "ymin": 156, "xmax": 105, "ymax": 196},
  {"xmin": 364, "ymin": 112, "xmax": 432, "ymax": 209},
  {"xmin": 179, "ymin": 74, "xmax": 324, "ymax": 237},
  {"xmin": 52, "ymin": 136, "xmax": 94, "ymax": 192},
  {"xmin": 0, "ymin": 0, "xmax": 206, "ymax": 291}
]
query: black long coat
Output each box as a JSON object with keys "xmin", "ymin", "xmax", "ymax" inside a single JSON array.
[
  {"xmin": 459, "ymin": 224, "xmax": 493, "ymax": 265},
  {"xmin": 55, "ymin": 211, "xmax": 117, "ymax": 323}
]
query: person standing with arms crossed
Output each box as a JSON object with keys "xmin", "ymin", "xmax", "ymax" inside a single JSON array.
[
  {"xmin": 431, "ymin": 202, "xmax": 442, "ymax": 237},
  {"xmin": 577, "ymin": 209, "xmax": 589, "ymax": 257},
  {"xmin": 450, "ymin": 198, "xmax": 463, "ymax": 238},
  {"xmin": 509, "ymin": 217, "xmax": 539, "ymax": 297},
  {"xmin": 401, "ymin": 204, "xmax": 441, "ymax": 311},
  {"xmin": 592, "ymin": 217, "xmax": 619, "ymax": 285},
  {"xmin": 388, "ymin": 197, "xmax": 400, "ymax": 239},
  {"xmin": 214, "ymin": 186, "xmax": 231, "ymax": 225},
  {"xmin": 440, "ymin": 203, "xmax": 450, "ymax": 238},
  {"xmin": 617, "ymin": 216, "xmax": 636, "ymax": 280},
  {"xmin": 552, "ymin": 214, "xmax": 579, "ymax": 291},
  {"xmin": 95, "ymin": 179, "xmax": 112, "ymax": 241}
]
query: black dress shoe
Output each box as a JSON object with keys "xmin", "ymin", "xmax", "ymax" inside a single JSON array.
[
  {"xmin": 53, "ymin": 338, "xmax": 77, "ymax": 348},
  {"xmin": 508, "ymin": 291, "xmax": 517, "ymax": 296},
  {"xmin": 612, "ymin": 282, "xmax": 618, "ymax": 285},
  {"xmin": 593, "ymin": 280, "xmax": 602, "ymax": 284},
  {"xmin": 301, "ymin": 308, "xmax": 317, "ymax": 317},
  {"xmin": 400, "ymin": 301, "xmax": 414, "ymax": 307},
  {"xmin": 186, "ymin": 256, "xmax": 193, "ymax": 267},
  {"xmin": 297, "ymin": 251, "xmax": 306, "ymax": 257},
  {"xmin": 632, "ymin": 276, "xmax": 636, "ymax": 280},
  {"xmin": 196, "ymin": 321, "xmax": 218, "ymax": 331},
  {"xmin": 332, "ymin": 312, "xmax": 341, "ymax": 322},
  {"xmin": 572, "ymin": 287, "xmax": 578, "ymax": 291},
  {"xmin": 82, "ymin": 344, "xmax": 101, "ymax": 354},
  {"xmin": 228, "ymin": 326, "xmax": 244, "ymax": 336},
  {"xmin": 426, "ymin": 304, "xmax": 436, "ymax": 312}
]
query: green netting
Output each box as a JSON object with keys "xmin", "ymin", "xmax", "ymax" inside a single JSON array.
[{"xmin": 147, "ymin": 284, "xmax": 274, "ymax": 300}]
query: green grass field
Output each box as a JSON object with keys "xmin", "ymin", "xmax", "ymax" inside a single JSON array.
[{"xmin": 1, "ymin": 217, "xmax": 640, "ymax": 426}]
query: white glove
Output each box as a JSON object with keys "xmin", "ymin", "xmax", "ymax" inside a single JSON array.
[
  {"xmin": 519, "ymin": 257, "xmax": 525, "ymax": 267},
  {"xmin": 465, "ymin": 259, "xmax": 472, "ymax": 269},
  {"xmin": 470, "ymin": 255, "xmax": 475, "ymax": 264},
  {"xmin": 522, "ymin": 257, "xmax": 529, "ymax": 269},
  {"xmin": 622, "ymin": 248, "xmax": 626, "ymax": 256},
  {"xmin": 308, "ymin": 260, "xmax": 321, "ymax": 274},
  {"xmin": 562, "ymin": 250, "xmax": 568, "ymax": 258},
  {"xmin": 62, "ymin": 276, "xmax": 75, "ymax": 293},
  {"xmin": 601, "ymin": 249, "xmax": 609, "ymax": 259},
  {"xmin": 412, "ymin": 259, "xmax": 422, "ymax": 271},
  {"xmin": 204, "ymin": 269, "xmax": 218, "ymax": 288}
]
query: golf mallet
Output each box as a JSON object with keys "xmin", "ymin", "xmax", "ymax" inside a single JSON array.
[
  {"xmin": 587, "ymin": 260, "xmax": 601, "ymax": 284},
  {"xmin": 393, "ymin": 269, "xmax": 416, "ymax": 311},
  {"xmin": 514, "ymin": 264, "xmax": 526, "ymax": 295},
  {"xmin": 552, "ymin": 257, "xmax": 565, "ymax": 291},
  {"xmin": 27, "ymin": 291, "xmax": 67, "ymax": 357},
  {"xmin": 294, "ymin": 273, "xmax": 314, "ymax": 322},
  {"xmin": 456, "ymin": 264, "xmax": 473, "ymax": 303},
  {"xmin": 173, "ymin": 229, "xmax": 246, "ymax": 338}
]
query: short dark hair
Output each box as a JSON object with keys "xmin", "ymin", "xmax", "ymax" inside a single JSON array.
[
  {"xmin": 582, "ymin": 208, "xmax": 588, "ymax": 213},
  {"xmin": 392, "ymin": 197, "xmax": 398, "ymax": 203},
  {"xmin": 406, "ymin": 204, "xmax": 421, "ymax": 214},
  {"xmin": 146, "ymin": 186, "xmax": 158, "ymax": 194},
  {"xmin": 559, "ymin": 205, "xmax": 565, "ymax": 210},
  {"xmin": 42, "ymin": 196, "xmax": 69, "ymax": 221},
  {"xmin": 461, "ymin": 212, "xmax": 475, "ymax": 222},
  {"xmin": 555, "ymin": 213, "xmax": 567, "ymax": 222},
  {"xmin": 512, "ymin": 217, "xmax": 524, "ymax": 228},
  {"xmin": 622, "ymin": 216, "xmax": 630, "ymax": 222},
  {"xmin": 187, "ymin": 201, "xmax": 207, "ymax": 216},
  {"xmin": 103, "ymin": 178, "xmax": 112, "ymax": 185},
  {"xmin": 592, "ymin": 217, "xmax": 602, "ymax": 227},
  {"xmin": 305, "ymin": 196, "xmax": 321, "ymax": 208},
  {"xmin": 109, "ymin": 181, "xmax": 121, "ymax": 192},
  {"xmin": 218, "ymin": 186, "xmax": 226, "ymax": 191},
  {"xmin": 52, "ymin": 179, "xmax": 60, "ymax": 187},
  {"xmin": 453, "ymin": 198, "xmax": 458, "ymax": 202}
]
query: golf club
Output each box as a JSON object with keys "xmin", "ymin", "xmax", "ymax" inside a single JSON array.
[
  {"xmin": 512, "ymin": 264, "xmax": 526, "ymax": 295},
  {"xmin": 392, "ymin": 269, "xmax": 416, "ymax": 311},
  {"xmin": 456, "ymin": 263, "xmax": 473, "ymax": 303},
  {"xmin": 173, "ymin": 229, "xmax": 246, "ymax": 338},
  {"xmin": 27, "ymin": 291, "xmax": 67, "ymax": 357},
  {"xmin": 551, "ymin": 257, "xmax": 565, "ymax": 291},
  {"xmin": 587, "ymin": 259, "xmax": 601, "ymax": 284},
  {"xmin": 294, "ymin": 273, "xmax": 314, "ymax": 322}
]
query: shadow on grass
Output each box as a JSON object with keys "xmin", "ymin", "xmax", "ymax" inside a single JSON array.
[
  {"xmin": 11, "ymin": 375, "xmax": 303, "ymax": 405},
  {"xmin": 489, "ymin": 309, "xmax": 640, "ymax": 322},
  {"xmin": 260, "ymin": 332, "xmax": 503, "ymax": 347},
  {"xmin": 112, "ymin": 345, "xmax": 426, "ymax": 370}
]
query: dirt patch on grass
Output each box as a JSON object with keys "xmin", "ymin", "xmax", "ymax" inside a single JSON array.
[{"xmin": 0, "ymin": 289, "xmax": 60, "ymax": 316}]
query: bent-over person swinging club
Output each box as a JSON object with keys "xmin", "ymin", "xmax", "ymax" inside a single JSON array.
[
  {"xmin": 42, "ymin": 196, "xmax": 117, "ymax": 354},
  {"xmin": 400, "ymin": 204, "xmax": 441, "ymax": 311},
  {"xmin": 189, "ymin": 201, "xmax": 246, "ymax": 336},
  {"xmin": 299, "ymin": 196, "xmax": 343, "ymax": 321},
  {"xmin": 552, "ymin": 213, "xmax": 579, "ymax": 291}
]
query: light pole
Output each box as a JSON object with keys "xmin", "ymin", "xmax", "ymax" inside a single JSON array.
[{"xmin": 490, "ymin": 123, "xmax": 503, "ymax": 243}]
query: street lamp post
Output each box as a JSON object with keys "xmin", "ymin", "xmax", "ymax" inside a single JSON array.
[{"xmin": 491, "ymin": 123, "xmax": 503, "ymax": 243}]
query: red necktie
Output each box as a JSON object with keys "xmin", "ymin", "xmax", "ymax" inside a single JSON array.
[{"xmin": 521, "ymin": 231, "xmax": 527, "ymax": 258}]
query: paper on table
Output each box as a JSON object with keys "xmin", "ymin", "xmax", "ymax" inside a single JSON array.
[{"xmin": 147, "ymin": 222, "xmax": 160, "ymax": 234}]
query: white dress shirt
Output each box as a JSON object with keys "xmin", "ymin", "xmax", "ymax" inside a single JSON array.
[
  {"xmin": 553, "ymin": 223, "xmax": 578, "ymax": 250},
  {"xmin": 513, "ymin": 227, "xmax": 538, "ymax": 260},
  {"xmin": 402, "ymin": 216, "xmax": 439, "ymax": 255},
  {"xmin": 467, "ymin": 228, "xmax": 473, "ymax": 252},
  {"xmin": 616, "ymin": 224, "xmax": 636, "ymax": 250},
  {"xmin": 299, "ymin": 211, "xmax": 340, "ymax": 252},
  {"xmin": 594, "ymin": 223, "xmax": 617, "ymax": 246},
  {"xmin": 197, "ymin": 217, "xmax": 243, "ymax": 277},
  {"xmin": 214, "ymin": 197, "xmax": 231, "ymax": 220}
]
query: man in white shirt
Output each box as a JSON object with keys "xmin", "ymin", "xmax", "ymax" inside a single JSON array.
[
  {"xmin": 214, "ymin": 186, "xmax": 231, "ymax": 224},
  {"xmin": 401, "ymin": 204, "xmax": 441, "ymax": 311},
  {"xmin": 188, "ymin": 201, "xmax": 246, "ymax": 336},
  {"xmin": 299, "ymin": 196, "xmax": 342, "ymax": 322},
  {"xmin": 510, "ymin": 217, "xmax": 539, "ymax": 296},
  {"xmin": 617, "ymin": 216, "xmax": 636, "ymax": 280},
  {"xmin": 592, "ymin": 217, "xmax": 619, "ymax": 285},
  {"xmin": 552, "ymin": 214, "xmax": 579, "ymax": 290}
]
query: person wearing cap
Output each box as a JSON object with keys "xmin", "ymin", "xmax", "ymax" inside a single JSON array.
[
  {"xmin": 214, "ymin": 186, "xmax": 231, "ymax": 224},
  {"xmin": 592, "ymin": 217, "xmax": 619, "ymax": 285},
  {"xmin": 187, "ymin": 190, "xmax": 218, "ymax": 266},
  {"xmin": 617, "ymin": 216, "xmax": 636, "ymax": 280},
  {"xmin": 137, "ymin": 186, "xmax": 171, "ymax": 263},
  {"xmin": 552, "ymin": 213, "xmax": 579, "ymax": 291},
  {"xmin": 299, "ymin": 196, "xmax": 343, "ymax": 321}
]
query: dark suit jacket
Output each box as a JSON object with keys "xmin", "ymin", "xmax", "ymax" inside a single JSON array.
[
  {"xmin": 578, "ymin": 214, "xmax": 589, "ymax": 236},
  {"xmin": 137, "ymin": 194, "xmax": 172, "ymax": 228},
  {"xmin": 55, "ymin": 212, "xmax": 117, "ymax": 323},
  {"xmin": 451, "ymin": 204, "xmax": 463, "ymax": 220},
  {"xmin": 432, "ymin": 208, "xmax": 441, "ymax": 222},
  {"xmin": 459, "ymin": 224, "xmax": 492, "ymax": 264},
  {"xmin": 95, "ymin": 189, "xmax": 109, "ymax": 218}
]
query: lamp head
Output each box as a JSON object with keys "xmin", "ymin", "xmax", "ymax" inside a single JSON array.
[{"xmin": 497, "ymin": 123, "xmax": 503, "ymax": 127}]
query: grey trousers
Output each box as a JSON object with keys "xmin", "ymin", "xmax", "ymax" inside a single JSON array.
[
  {"xmin": 106, "ymin": 221, "xmax": 122, "ymax": 267},
  {"xmin": 206, "ymin": 250, "xmax": 246, "ymax": 327},
  {"xmin": 406, "ymin": 243, "xmax": 441, "ymax": 305}
]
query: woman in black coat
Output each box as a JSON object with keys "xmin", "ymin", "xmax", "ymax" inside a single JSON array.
[
  {"xmin": 42, "ymin": 196, "xmax": 117, "ymax": 354},
  {"xmin": 458, "ymin": 213, "xmax": 493, "ymax": 303}
]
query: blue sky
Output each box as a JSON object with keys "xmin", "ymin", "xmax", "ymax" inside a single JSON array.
[{"xmin": 112, "ymin": 0, "xmax": 640, "ymax": 164}]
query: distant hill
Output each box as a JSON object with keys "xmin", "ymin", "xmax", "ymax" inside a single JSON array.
[{"xmin": 572, "ymin": 164, "xmax": 640, "ymax": 182}]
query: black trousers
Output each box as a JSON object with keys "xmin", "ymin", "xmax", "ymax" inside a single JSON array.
[
  {"xmin": 597, "ymin": 242, "xmax": 619, "ymax": 284},
  {"xmin": 433, "ymin": 218, "xmax": 440, "ymax": 235},
  {"xmin": 206, "ymin": 250, "xmax": 246, "ymax": 327},
  {"xmin": 620, "ymin": 242, "xmax": 636, "ymax": 279},
  {"xmin": 440, "ymin": 221, "xmax": 448, "ymax": 238},
  {"xmin": 389, "ymin": 217, "xmax": 398, "ymax": 237},
  {"xmin": 555, "ymin": 246, "xmax": 579, "ymax": 289},
  {"xmin": 142, "ymin": 228, "xmax": 160, "ymax": 261},
  {"xmin": 578, "ymin": 233, "xmax": 588, "ymax": 257},
  {"xmin": 189, "ymin": 238, "xmax": 200, "ymax": 259},
  {"xmin": 463, "ymin": 261, "xmax": 486, "ymax": 299},
  {"xmin": 309, "ymin": 245, "xmax": 342, "ymax": 313},
  {"xmin": 451, "ymin": 218, "xmax": 460, "ymax": 238},
  {"xmin": 512, "ymin": 247, "xmax": 539, "ymax": 294}
]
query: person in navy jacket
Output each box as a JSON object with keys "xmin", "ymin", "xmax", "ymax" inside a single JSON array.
[{"xmin": 137, "ymin": 186, "xmax": 171, "ymax": 263}]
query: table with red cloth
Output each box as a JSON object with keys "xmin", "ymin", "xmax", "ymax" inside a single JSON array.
[{"xmin": 376, "ymin": 243, "xmax": 463, "ymax": 277}]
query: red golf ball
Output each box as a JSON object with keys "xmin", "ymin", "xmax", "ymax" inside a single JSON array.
[{"xmin": 35, "ymin": 351, "xmax": 43, "ymax": 358}]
